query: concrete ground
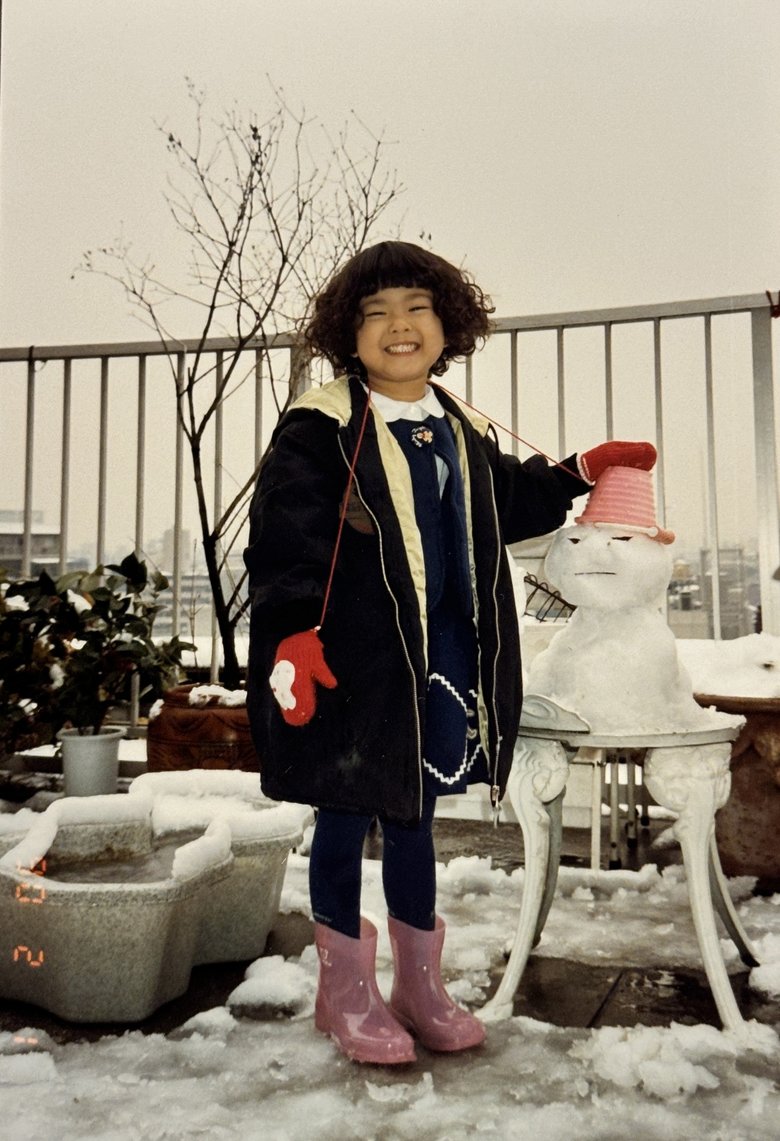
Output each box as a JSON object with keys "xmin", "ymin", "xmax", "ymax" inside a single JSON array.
[{"xmin": 1, "ymin": 809, "xmax": 778, "ymax": 1044}]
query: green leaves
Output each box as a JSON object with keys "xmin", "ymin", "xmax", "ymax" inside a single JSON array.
[{"xmin": 0, "ymin": 556, "xmax": 195, "ymax": 749}]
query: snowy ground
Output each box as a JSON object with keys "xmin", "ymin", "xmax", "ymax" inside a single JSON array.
[
  {"xmin": 2, "ymin": 631, "xmax": 779, "ymax": 1136},
  {"xmin": 2, "ymin": 842, "xmax": 779, "ymax": 1141}
]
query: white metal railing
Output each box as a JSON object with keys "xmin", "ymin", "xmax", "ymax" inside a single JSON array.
[{"xmin": 1, "ymin": 292, "xmax": 778, "ymax": 652}]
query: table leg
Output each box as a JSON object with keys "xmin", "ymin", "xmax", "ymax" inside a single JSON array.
[
  {"xmin": 708, "ymin": 836, "xmax": 760, "ymax": 967},
  {"xmin": 482, "ymin": 737, "xmax": 569, "ymax": 1022},
  {"xmin": 571, "ymin": 746, "xmax": 605, "ymax": 871},
  {"xmin": 626, "ymin": 754, "xmax": 638, "ymax": 849},
  {"xmin": 608, "ymin": 757, "xmax": 621, "ymax": 869},
  {"xmin": 643, "ymin": 743, "xmax": 746, "ymax": 1030},
  {"xmin": 535, "ymin": 789, "xmax": 564, "ymax": 946}
]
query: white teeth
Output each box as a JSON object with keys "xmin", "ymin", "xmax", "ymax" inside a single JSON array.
[{"xmin": 386, "ymin": 343, "xmax": 418, "ymax": 353}]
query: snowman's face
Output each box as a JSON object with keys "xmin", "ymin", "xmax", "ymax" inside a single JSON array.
[{"xmin": 544, "ymin": 523, "xmax": 673, "ymax": 610}]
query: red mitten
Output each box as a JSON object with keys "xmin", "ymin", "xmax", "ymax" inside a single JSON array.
[
  {"xmin": 269, "ymin": 628, "xmax": 337, "ymax": 727},
  {"xmin": 578, "ymin": 440, "xmax": 657, "ymax": 484}
]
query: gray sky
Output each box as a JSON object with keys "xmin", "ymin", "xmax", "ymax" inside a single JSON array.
[
  {"xmin": 2, "ymin": 0, "xmax": 778, "ymax": 343},
  {"xmin": 1, "ymin": 0, "xmax": 778, "ymax": 558}
]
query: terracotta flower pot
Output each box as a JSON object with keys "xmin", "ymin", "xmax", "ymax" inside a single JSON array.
[
  {"xmin": 696, "ymin": 693, "xmax": 780, "ymax": 891},
  {"xmin": 146, "ymin": 685, "xmax": 260, "ymax": 773}
]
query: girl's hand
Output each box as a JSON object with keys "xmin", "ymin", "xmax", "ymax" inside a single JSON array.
[
  {"xmin": 578, "ymin": 441, "xmax": 656, "ymax": 484},
  {"xmin": 269, "ymin": 628, "xmax": 337, "ymax": 726}
]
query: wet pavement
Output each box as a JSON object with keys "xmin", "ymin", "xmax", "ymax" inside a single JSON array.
[{"xmin": 2, "ymin": 811, "xmax": 778, "ymax": 1044}]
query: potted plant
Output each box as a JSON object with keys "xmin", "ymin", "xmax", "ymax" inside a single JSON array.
[
  {"xmin": 0, "ymin": 553, "xmax": 193, "ymax": 796},
  {"xmin": 0, "ymin": 573, "xmax": 64, "ymax": 761}
]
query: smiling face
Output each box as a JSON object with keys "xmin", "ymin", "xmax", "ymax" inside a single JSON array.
[
  {"xmin": 354, "ymin": 286, "xmax": 446, "ymax": 400},
  {"xmin": 544, "ymin": 523, "xmax": 673, "ymax": 610}
]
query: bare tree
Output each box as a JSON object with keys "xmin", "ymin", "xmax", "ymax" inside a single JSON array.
[{"xmin": 82, "ymin": 80, "xmax": 403, "ymax": 688}]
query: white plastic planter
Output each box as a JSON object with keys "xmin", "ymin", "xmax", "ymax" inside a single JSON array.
[
  {"xmin": 57, "ymin": 725, "xmax": 125, "ymax": 797},
  {"xmin": 0, "ymin": 774, "xmax": 313, "ymax": 1022}
]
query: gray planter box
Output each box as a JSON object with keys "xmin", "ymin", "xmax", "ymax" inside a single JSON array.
[{"xmin": 0, "ymin": 774, "xmax": 312, "ymax": 1022}]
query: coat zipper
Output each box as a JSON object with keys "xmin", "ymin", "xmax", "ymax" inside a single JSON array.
[{"xmin": 336, "ymin": 439, "xmax": 425, "ymax": 822}]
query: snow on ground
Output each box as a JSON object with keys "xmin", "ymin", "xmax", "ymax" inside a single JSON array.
[
  {"xmin": 1, "ymin": 846, "xmax": 779, "ymax": 1140},
  {"xmin": 2, "ymin": 628, "xmax": 779, "ymax": 1136}
]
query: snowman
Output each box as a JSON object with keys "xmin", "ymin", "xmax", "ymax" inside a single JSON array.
[{"xmin": 525, "ymin": 456, "xmax": 733, "ymax": 734}]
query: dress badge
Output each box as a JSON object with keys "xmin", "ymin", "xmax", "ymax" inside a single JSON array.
[{"xmin": 411, "ymin": 425, "xmax": 434, "ymax": 448}]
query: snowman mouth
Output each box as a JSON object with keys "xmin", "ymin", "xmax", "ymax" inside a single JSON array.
[{"xmin": 574, "ymin": 571, "xmax": 616, "ymax": 575}]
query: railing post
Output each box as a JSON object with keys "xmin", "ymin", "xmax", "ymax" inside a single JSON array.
[
  {"xmin": 254, "ymin": 349, "xmax": 264, "ymax": 466},
  {"xmin": 96, "ymin": 356, "xmax": 109, "ymax": 565},
  {"xmin": 135, "ymin": 355, "xmax": 146, "ymax": 555},
  {"xmin": 751, "ymin": 307, "xmax": 780, "ymax": 634},
  {"xmin": 22, "ymin": 354, "xmax": 35, "ymax": 577},
  {"xmin": 172, "ymin": 352, "xmax": 186, "ymax": 639},
  {"xmin": 510, "ymin": 330, "xmax": 519, "ymax": 457},
  {"xmin": 703, "ymin": 315, "xmax": 722, "ymax": 639},
  {"xmin": 59, "ymin": 359, "xmax": 71, "ymax": 575},
  {"xmin": 604, "ymin": 323, "xmax": 614, "ymax": 440},
  {"xmin": 211, "ymin": 351, "xmax": 224, "ymax": 683},
  {"xmin": 653, "ymin": 318, "xmax": 671, "ymax": 543},
  {"xmin": 556, "ymin": 327, "xmax": 565, "ymax": 457}
]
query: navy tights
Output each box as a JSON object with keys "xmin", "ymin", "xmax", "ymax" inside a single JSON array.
[{"xmin": 309, "ymin": 796, "xmax": 437, "ymax": 938}]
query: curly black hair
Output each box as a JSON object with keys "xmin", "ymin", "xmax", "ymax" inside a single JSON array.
[{"xmin": 304, "ymin": 241, "xmax": 495, "ymax": 377}]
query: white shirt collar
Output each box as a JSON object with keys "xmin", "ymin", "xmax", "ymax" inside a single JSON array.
[{"xmin": 367, "ymin": 384, "xmax": 446, "ymax": 424}]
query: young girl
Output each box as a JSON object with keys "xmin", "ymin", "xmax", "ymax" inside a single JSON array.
[{"xmin": 244, "ymin": 241, "xmax": 653, "ymax": 1064}]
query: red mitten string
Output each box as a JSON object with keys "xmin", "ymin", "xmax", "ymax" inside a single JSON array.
[
  {"xmin": 578, "ymin": 441, "xmax": 657, "ymax": 484},
  {"xmin": 269, "ymin": 628, "xmax": 338, "ymax": 727}
]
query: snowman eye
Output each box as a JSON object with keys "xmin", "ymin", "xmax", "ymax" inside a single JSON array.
[
  {"xmin": 612, "ymin": 535, "xmax": 634, "ymax": 542},
  {"xmin": 567, "ymin": 537, "xmax": 581, "ymax": 544}
]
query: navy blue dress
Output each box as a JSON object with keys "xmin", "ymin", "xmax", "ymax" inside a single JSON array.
[{"xmin": 387, "ymin": 414, "xmax": 489, "ymax": 796}]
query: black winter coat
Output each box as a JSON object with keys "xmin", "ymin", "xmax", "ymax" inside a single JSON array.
[{"xmin": 244, "ymin": 376, "xmax": 589, "ymax": 825}]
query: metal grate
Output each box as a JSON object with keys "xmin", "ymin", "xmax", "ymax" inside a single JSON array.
[{"xmin": 523, "ymin": 572, "xmax": 576, "ymax": 622}]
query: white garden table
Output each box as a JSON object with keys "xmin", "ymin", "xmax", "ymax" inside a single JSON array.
[{"xmin": 482, "ymin": 696, "xmax": 758, "ymax": 1031}]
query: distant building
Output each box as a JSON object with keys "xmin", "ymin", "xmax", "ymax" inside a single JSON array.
[
  {"xmin": 0, "ymin": 510, "xmax": 60, "ymax": 576},
  {"xmin": 153, "ymin": 536, "xmax": 248, "ymax": 640},
  {"xmin": 697, "ymin": 547, "xmax": 759, "ymax": 639}
]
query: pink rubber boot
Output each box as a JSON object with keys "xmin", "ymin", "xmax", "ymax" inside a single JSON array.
[
  {"xmin": 314, "ymin": 919, "xmax": 416, "ymax": 1064},
  {"xmin": 388, "ymin": 915, "xmax": 486, "ymax": 1052}
]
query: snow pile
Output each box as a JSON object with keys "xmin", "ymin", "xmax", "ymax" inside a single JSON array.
[
  {"xmin": 187, "ymin": 684, "xmax": 247, "ymax": 707},
  {"xmin": 0, "ymin": 590, "xmax": 28, "ymax": 612},
  {"xmin": 678, "ymin": 633, "xmax": 780, "ymax": 699},
  {"xmin": 147, "ymin": 684, "xmax": 247, "ymax": 720},
  {"xmin": 227, "ymin": 954, "xmax": 316, "ymax": 1017},
  {"xmin": 170, "ymin": 817, "xmax": 232, "ymax": 881},
  {"xmin": 748, "ymin": 931, "xmax": 780, "ymax": 999},
  {"xmin": 0, "ymin": 1050, "xmax": 59, "ymax": 1087},
  {"xmin": 172, "ymin": 1007, "xmax": 239, "ymax": 1040},
  {"xmin": 130, "ymin": 769, "xmax": 260, "ymax": 800},
  {"xmin": 0, "ymin": 806, "xmax": 37, "ymax": 832},
  {"xmin": 0, "ymin": 792, "xmax": 153, "ymax": 870},
  {"xmin": 568, "ymin": 1020, "xmax": 775, "ymax": 1099},
  {"xmin": 128, "ymin": 770, "xmax": 314, "ymax": 841}
]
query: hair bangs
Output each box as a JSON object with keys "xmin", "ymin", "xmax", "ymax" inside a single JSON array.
[{"xmin": 347, "ymin": 242, "xmax": 441, "ymax": 301}]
